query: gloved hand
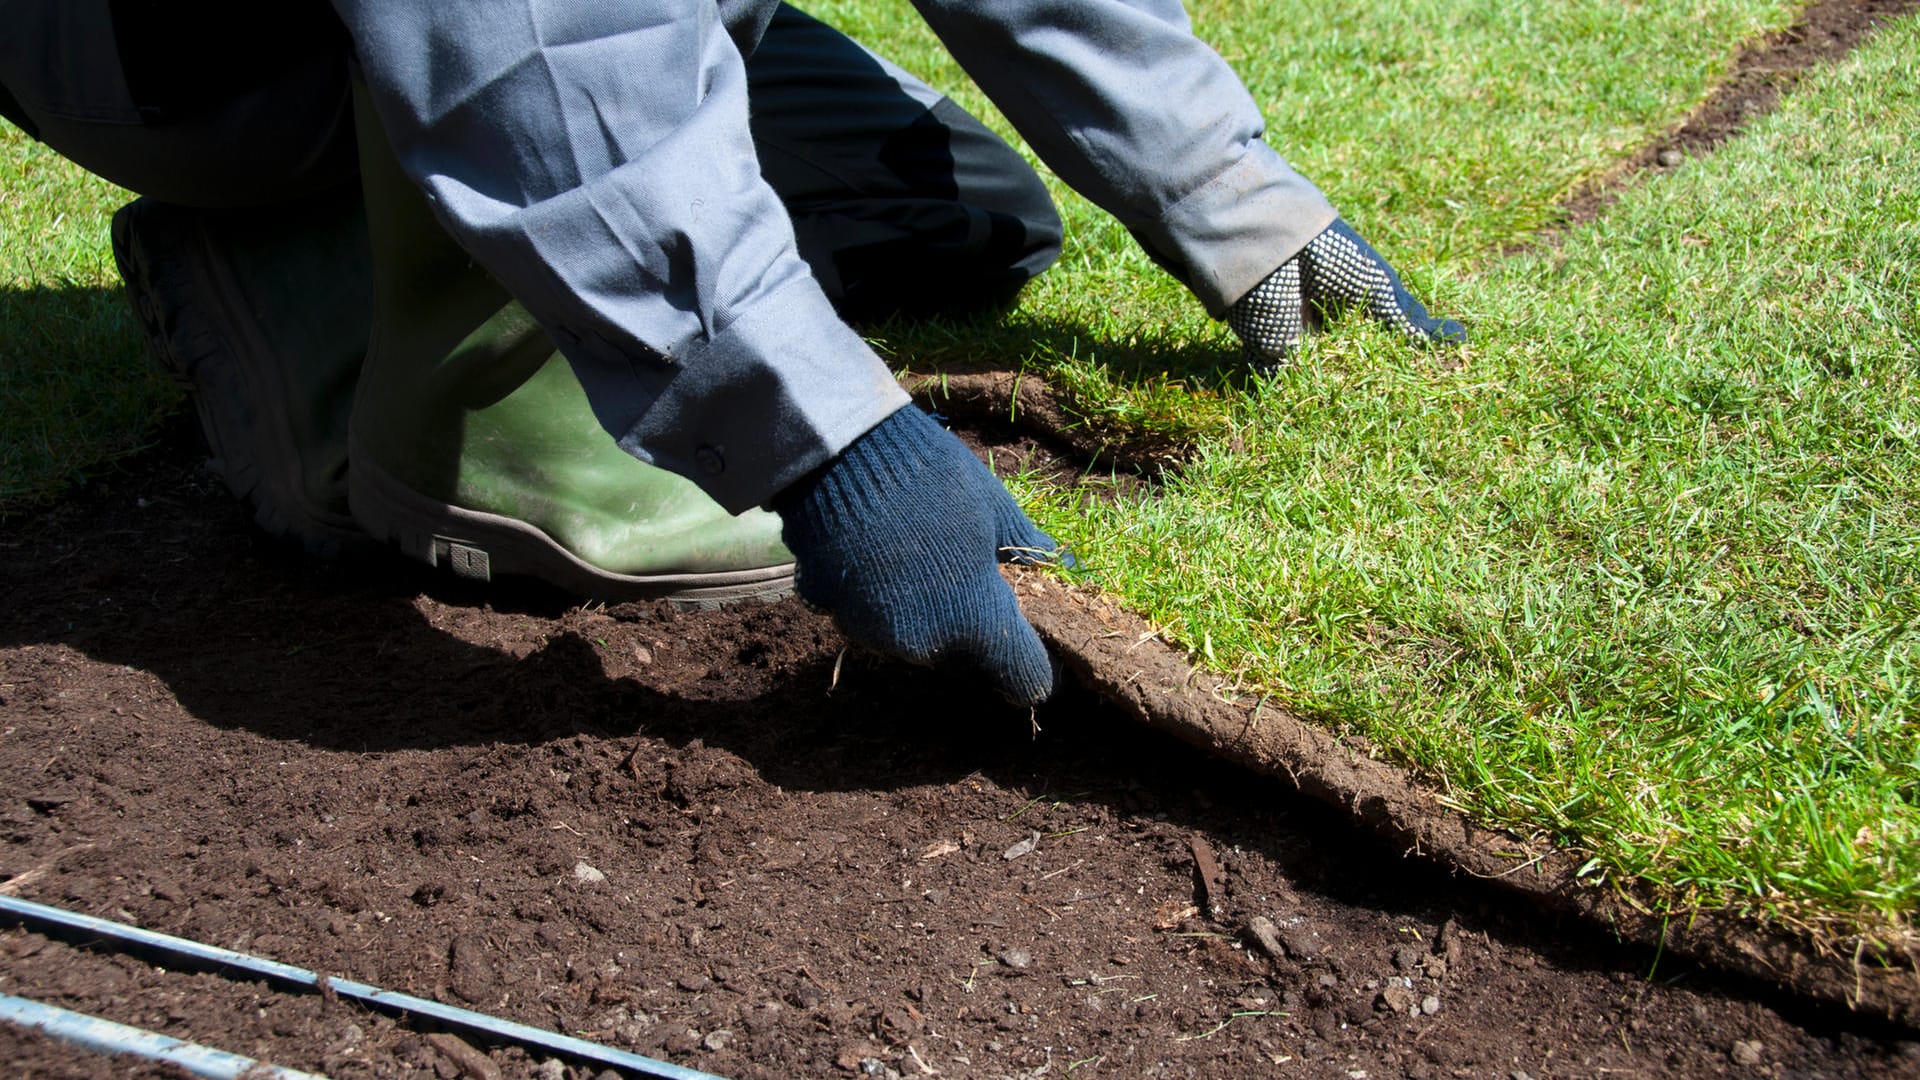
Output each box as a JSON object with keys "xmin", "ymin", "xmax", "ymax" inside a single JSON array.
[
  {"xmin": 1227, "ymin": 217, "xmax": 1467, "ymax": 365},
  {"xmin": 771, "ymin": 405, "xmax": 1063, "ymax": 705}
]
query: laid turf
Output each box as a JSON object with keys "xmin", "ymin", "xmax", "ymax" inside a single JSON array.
[{"xmin": 1032, "ymin": 11, "xmax": 1920, "ymax": 932}]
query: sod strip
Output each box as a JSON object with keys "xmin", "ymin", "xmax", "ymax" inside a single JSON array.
[
  {"xmin": 1008, "ymin": 568, "xmax": 1920, "ymax": 1026},
  {"xmin": 1033, "ymin": 8, "xmax": 1920, "ymax": 937}
]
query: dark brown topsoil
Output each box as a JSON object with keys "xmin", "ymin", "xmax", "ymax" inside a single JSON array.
[{"xmin": 5, "ymin": 419, "xmax": 1920, "ymax": 1080}]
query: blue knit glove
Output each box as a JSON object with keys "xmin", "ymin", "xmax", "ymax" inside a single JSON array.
[
  {"xmin": 1228, "ymin": 217, "xmax": 1466, "ymax": 366},
  {"xmin": 772, "ymin": 405, "xmax": 1061, "ymax": 705}
]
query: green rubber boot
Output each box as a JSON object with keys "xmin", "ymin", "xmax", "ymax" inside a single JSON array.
[
  {"xmin": 111, "ymin": 188, "xmax": 372, "ymax": 557},
  {"xmin": 346, "ymin": 92, "xmax": 795, "ymax": 606}
]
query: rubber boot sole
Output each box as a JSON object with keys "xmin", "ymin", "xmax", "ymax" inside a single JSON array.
[
  {"xmin": 110, "ymin": 202, "xmax": 367, "ymax": 557},
  {"xmin": 348, "ymin": 448, "xmax": 795, "ymax": 609}
]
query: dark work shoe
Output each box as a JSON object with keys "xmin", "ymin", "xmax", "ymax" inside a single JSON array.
[{"xmin": 111, "ymin": 192, "xmax": 373, "ymax": 556}]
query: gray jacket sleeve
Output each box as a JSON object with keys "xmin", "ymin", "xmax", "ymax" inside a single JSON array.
[
  {"xmin": 910, "ymin": 0, "xmax": 1336, "ymax": 315},
  {"xmin": 331, "ymin": 0, "xmax": 909, "ymax": 514}
]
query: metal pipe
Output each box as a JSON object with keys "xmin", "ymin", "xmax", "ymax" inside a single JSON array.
[
  {"xmin": 0, "ymin": 992, "xmax": 327, "ymax": 1080},
  {"xmin": 0, "ymin": 895, "xmax": 726, "ymax": 1080}
]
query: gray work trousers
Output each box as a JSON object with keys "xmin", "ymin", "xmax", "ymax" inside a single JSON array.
[{"xmin": 0, "ymin": 2, "xmax": 1063, "ymax": 322}]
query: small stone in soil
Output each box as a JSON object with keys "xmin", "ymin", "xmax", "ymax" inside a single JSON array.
[
  {"xmin": 1377, "ymin": 984, "xmax": 1415, "ymax": 1015},
  {"xmin": 1245, "ymin": 915, "xmax": 1286, "ymax": 959},
  {"xmin": 573, "ymin": 860, "xmax": 606, "ymax": 884},
  {"xmin": 1731, "ymin": 1040, "xmax": 1765, "ymax": 1067},
  {"xmin": 1657, "ymin": 147, "xmax": 1685, "ymax": 167}
]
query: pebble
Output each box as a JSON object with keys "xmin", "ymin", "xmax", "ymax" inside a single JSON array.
[
  {"xmin": 573, "ymin": 861, "xmax": 607, "ymax": 884},
  {"xmin": 1378, "ymin": 984, "xmax": 1416, "ymax": 1015},
  {"xmin": 532, "ymin": 1061, "xmax": 567, "ymax": 1080},
  {"xmin": 1657, "ymin": 148, "xmax": 1685, "ymax": 167},
  {"xmin": 1421, "ymin": 995, "xmax": 1441, "ymax": 1016},
  {"xmin": 703, "ymin": 1030, "xmax": 735, "ymax": 1052},
  {"xmin": 1731, "ymin": 1040, "xmax": 1765, "ymax": 1067},
  {"xmin": 1245, "ymin": 915, "xmax": 1287, "ymax": 960},
  {"xmin": 996, "ymin": 946, "xmax": 1033, "ymax": 971},
  {"xmin": 1002, "ymin": 831, "xmax": 1041, "ymax": 860}
]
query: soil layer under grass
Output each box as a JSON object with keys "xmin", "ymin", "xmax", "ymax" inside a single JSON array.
[{"xmin": 2, "ymin": 426, "xmax": 1916, "ymax": 1079}]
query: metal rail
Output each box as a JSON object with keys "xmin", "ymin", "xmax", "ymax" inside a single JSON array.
[
  {"xmin": 0, "ymin": 895, "xmax": 726, "ymax": 1080},
  {"xmin": 0, "ymin": 993, "xmax": 327, "ymax": 1080}
]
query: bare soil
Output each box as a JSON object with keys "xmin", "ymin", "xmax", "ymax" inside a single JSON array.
[{"xmin": 4, "ymin": 417, "xmax": 1919, "ymax": 1080}]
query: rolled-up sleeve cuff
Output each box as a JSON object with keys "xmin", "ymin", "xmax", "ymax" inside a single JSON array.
[
  {"xmin": 576, "ymin": 276, "xmax": 911, "ymax": 515},
  {"xmin": 1137, "ymin": 141, "xmax": 1339, "ymax": 317}
]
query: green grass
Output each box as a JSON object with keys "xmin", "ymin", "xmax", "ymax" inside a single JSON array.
[
  {"xmin": 1039, "ymin": 13, "xmax": 1920, "ymax": 932},
  {"xmin": 0, "ymin": 125, "xmax": 171, "ymax": 510},
  {"xmin": 6, "ymin": 2, "xmax": 1913, "ymax": 935},
  {"xmin": 849, "ymin": 0, "xmax": 1812, "ymax": 475}
]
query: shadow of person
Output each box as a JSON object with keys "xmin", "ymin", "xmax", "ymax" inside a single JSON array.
[
  {"xmin": 0, "ymin": 423, "xmax": 1330, "ymax": 868},
  {"xmin": 0, "ymin": 427, "xmax": 1064, "ymax": 795}
]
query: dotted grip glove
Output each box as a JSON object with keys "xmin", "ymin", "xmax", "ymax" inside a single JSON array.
[
  {"xmin": 771, "ymin": 405, "xmax": 1062, "ymax": 705},
  {"xmin": 1227, "ymin": 217, "xmax": 1466, "ymax": 365}
]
